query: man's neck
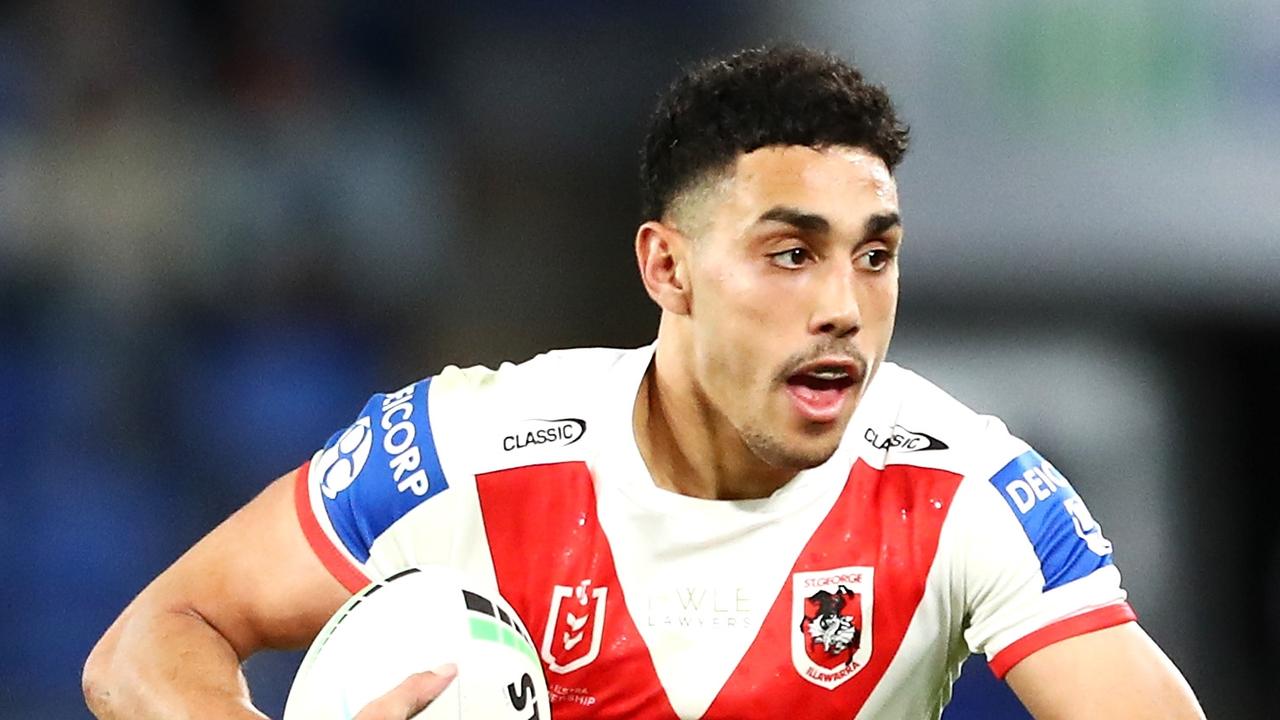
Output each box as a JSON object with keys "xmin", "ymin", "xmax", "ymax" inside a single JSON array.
[{"xmin": 632, "ymin": 342, "xmax": 797, "ymax": 501}]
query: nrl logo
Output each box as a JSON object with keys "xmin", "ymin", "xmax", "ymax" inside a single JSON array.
[
  {"xmin": 541, "ymin": 580, "xmax": 607, "ymax": 674},
  {"xmin": 791, "ymin": 566, "xmax": 874, "ymax": 689}
]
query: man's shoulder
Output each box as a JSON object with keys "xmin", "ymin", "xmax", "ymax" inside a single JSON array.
[
  {"xmin": 866, "ymin": 362, "xmax": 1011, "ymax": 445},
  {"xmin": 860, "ymin": 362, "xmax": 1023, "ymax": 478},
  {"xmin": 300, "ymin": 345, "xmax": 647, "ymax": 574},
  {"xmin": 314, "ymin": 344, "xmax": 644, "ymax": 485},
  {"xmin": 433, "ymin": 345, "xmax": 642, "ymax": 397},
  {"xmin": 427, "ymin": 344, "xmax": 645, "ymax": 420},
  {"xmin": 423, "ymin": 344, "xmax": 648, "ymax": 470}
]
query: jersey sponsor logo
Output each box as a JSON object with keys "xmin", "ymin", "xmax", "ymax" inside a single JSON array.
[
  {"xmin": 643, "ymin": 583, "xmax": 756, "ymax": 632},
  {"xmin": 1064, "ymin": 496, "xmax": 1114, "ymax": 555},
  {"xmin": 989, "ymin": 450, "xmax": 1114, "ymax": 590},
  {"xmin": 502, "ymin": 418, "xmax": 587, "ymax": 452},
  {"xmin": 313, "ymin": 417, "xmax": 374, "ymax": 499},
  {"xmin": 377, "ymin": 383, "xmax": 434, "ymax": 496},
  {"xmin": 1001, "ymin": 458, "xmax": 1071, "ymax": 514},
  {"xmin": 791, "ymin": 566, "xmax": 874, "ymax": 689},
  {"xmin": 863, "ymin": 425, "xmax": 948, "ymax": 452},
  {"xmin": 541, "ymin": 579, "xmax": 607, "ymax": 674},
  {"xmin": 317, "ymin": 378, "xmax": 450, "ymax": 564}
]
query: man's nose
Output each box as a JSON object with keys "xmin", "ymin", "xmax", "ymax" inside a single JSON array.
[{"xmin": 809, "ymin": 266, "xmax": 860, "ymax": 337}]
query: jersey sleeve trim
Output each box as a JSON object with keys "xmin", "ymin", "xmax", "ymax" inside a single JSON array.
[
  {"xmin": 988, "ymin": 602, "xmax": 1137, "ymax": 679},
  {"xmin": 293, "ymin": 460, "xmax": 371, "ymax": 593}
]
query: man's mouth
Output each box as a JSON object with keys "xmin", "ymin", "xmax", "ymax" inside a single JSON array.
[{"xmin": 784, "ymin": 359, "xmax": 864, "ymax": 423}]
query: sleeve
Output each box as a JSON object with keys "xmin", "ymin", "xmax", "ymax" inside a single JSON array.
[
  {"xmin": 957, "ymin": 445, "xmax": 1137, "ymax": 678},
  {"xmin": 293, "ymin": 376, "xmax": 452, "ymax": 593}
]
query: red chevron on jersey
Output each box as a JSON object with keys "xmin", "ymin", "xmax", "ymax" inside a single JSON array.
[
  {"xmin": 478, "ymin": 459, "xmax": 962, "ymax": 719},
  {"xmin": 476, "ymin": 462, "xmax": 679, "ymax": 720},
  {"xmin": 700, "ymin": 461, "xmax": 963, "ymax": 719}
]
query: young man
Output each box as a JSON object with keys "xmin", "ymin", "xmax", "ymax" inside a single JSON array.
[{"xmin": 84, "ymin": 46, "xmax": 1204, "ymax": 719}]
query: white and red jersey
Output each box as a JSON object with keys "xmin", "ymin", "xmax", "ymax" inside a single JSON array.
[{"xmin": 295, "ymin": 344, "xmax": 1134, "ymax": 719}]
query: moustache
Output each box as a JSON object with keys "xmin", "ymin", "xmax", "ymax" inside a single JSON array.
[{"xmin": 776, "ymin": 343, "xmax": 869, "ymax": 382}]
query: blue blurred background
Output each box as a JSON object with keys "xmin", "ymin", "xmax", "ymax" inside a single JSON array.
[{"xmin": 1, "ymin": 1, "xmax": 1276, "ymax": 717}]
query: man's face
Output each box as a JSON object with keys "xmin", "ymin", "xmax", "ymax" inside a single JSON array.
[{"xmin": 680, "ymin": 145, "xmax": 901, "ymax": 470}]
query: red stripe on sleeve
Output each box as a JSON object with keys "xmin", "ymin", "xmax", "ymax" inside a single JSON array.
[
  {"xmin": 293, "ymin": 461, "xmax": 370, "ymax": 593},
  {"xmin": 988, "ymin": 602, "xmax": 1138, "ymax": 679}
]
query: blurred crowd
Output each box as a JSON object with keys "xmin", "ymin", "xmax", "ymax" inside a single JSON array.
[{"xmin": 0, "ymin": 3, "xmax": 755, "ymax": 716}]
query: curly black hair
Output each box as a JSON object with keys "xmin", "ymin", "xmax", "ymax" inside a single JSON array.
[{"xmin": 640, "ymin": 45, "xmax": 910, "ymax": 222}]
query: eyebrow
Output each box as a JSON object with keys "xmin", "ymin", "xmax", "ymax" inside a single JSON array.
[
  {"xmin": 865, "ymin": 211, "xmax": 901, "ymax": 237},
  {"xmin": 757, "ymin": 206, "xmax": 831, "ymax": 234},
  {"xmin": 756, "ymin": 206, "xmax": 901, "ymax": 238}
]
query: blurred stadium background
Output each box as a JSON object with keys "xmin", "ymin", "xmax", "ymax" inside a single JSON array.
[{"xmin": 1, "ymin": 1, "xmax": 1276, "ymax": 717}]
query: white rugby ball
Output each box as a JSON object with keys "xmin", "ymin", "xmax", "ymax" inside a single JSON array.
[{"xmin": 283, "ymin": 565, "xmax": 550, "ymax": 720}]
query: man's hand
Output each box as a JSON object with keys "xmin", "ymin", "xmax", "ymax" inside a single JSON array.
[{"xmin": 353, "ymin": 664, "xmax": 458, "ymax": 720}]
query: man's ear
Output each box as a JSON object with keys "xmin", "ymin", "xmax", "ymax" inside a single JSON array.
[{"xmin": 635, "ymin": 220, "xmax": 692, "ymax": 316}]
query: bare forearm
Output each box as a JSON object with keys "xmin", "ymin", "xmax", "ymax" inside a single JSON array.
[
  {"xmin": 84, "ymin": 606, "xmax": 269, "ymax": 720},
  {"xmin": 84, "ymin": 472, "xmax": 350, "ymax": 718}
]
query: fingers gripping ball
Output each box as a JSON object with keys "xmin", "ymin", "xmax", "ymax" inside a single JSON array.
[{"xmin": 284, "ymin": 565, "xmax": 550, "ymax": 719}]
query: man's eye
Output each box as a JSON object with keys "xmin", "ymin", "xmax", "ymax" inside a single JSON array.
[
  {"xmin": 858, "ymin": 249, "xmax": 894, "ymax": 271},
  {"xmin": 769, "ymin": 248, "xmax": 810, "ymax": 269}
]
